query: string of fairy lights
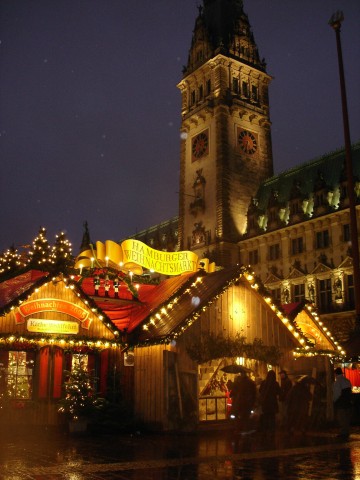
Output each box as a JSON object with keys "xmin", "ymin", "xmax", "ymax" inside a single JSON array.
[{"xmin": 134, "ymin": 265, "xmax": 345, "ymax": 358}]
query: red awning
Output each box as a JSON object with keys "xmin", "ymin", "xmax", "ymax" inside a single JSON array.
[{"xmin": 0, "ymin": 270, "xmax": 48, "ymax": 308}]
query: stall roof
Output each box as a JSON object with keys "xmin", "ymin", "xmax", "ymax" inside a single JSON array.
[
  {"xmin": 0, "ymin": 268, "xmax": 195, "ymax": 335},
  {"xmin": 0, "ymin": 268, "xmax": 342, "ymax": 353}
]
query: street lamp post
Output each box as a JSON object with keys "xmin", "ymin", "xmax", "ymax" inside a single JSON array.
[{"xmin": 329, "ymin": 11, "xmax": 360, "ymax": 330}]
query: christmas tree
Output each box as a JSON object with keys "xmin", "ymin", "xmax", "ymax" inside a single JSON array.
[
  {"xmin": 0, "ymin": 245, "xmax": 24, "ymax": 275},
  {"xmin": 51, "ymin": 231, "xmax": 73, "ymax": 271},
  {"xmin": 28, "ymin": 227, "xmax": 52, "ymax": 269},
  {"xmin": 58, "ymin": 358, "xmax": 104, "ymax": 421}
]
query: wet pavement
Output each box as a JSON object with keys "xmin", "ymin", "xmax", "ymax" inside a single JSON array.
[{"xmin": 0, "ymin": 425, "xmax": 360, "ymax": 479}]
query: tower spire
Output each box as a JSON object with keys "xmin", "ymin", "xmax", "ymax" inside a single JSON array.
[{"xmin": 184, "ymin": 0, "xmax": 266, "ymax": 76}]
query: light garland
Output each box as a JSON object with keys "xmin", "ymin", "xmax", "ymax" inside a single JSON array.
[
  {"xmin": 135, "ymin": 266, "xmax": 342, "ymax": 358},
  {"xmin": 0, "ymin": 333, "xmax": 120, "ymax": 351}
]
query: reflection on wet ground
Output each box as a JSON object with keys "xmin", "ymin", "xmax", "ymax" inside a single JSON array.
[{"xmin": 0, "ymin": 426, "xmax": 360, "ymax": 479}]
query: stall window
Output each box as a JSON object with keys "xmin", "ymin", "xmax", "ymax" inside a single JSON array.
[{"xmin": 6, "ymin": 351, "xmax": 34, "ymax": 399}]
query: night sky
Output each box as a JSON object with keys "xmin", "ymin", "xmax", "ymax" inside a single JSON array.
[{"xmin": 1, "ymin": 0, "xmax": 359, "ymax": 254}]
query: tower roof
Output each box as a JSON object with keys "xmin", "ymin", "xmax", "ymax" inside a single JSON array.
[{"xmin": 184, "ymin": 0, "xmax": 266, "ymax": 76}]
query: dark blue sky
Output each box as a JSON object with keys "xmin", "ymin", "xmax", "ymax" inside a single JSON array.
[{"xmin": 0, "ymin": 0, "xmax": 359, "ymax": 253}]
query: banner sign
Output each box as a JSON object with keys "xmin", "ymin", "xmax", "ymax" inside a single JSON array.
[
  {"xmin": 15, "ymin": 299, "xmax": 91, "ymax": 330},
  {"xmin": 75, "ymin": 239, "xmax": 215, "ymax": 276}
]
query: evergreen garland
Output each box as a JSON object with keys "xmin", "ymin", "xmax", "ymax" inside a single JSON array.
[{"xmin": 186, "ymin": 332, "xmax": 282, "ymax": 365}]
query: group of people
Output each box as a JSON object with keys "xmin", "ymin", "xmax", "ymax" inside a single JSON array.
[
  {"xmin": 229, "ymin": 367, "xmax": 353, "ymax": 437},
  {"xmin": 229, "ymin": 369, "xmax": 303, "ymax": 435}
]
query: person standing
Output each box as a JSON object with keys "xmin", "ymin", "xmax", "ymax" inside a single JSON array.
[
  {"xmin": 286, "ymin": 377, "xmax": 313, "ymax": 434},
  {"xmin": 333, "ymin": 367, "xmax": 352, "ymax": 440},
  {"xmin": 279, "ymin": 370, "xmax": 292, "ymax": 428},
  {"xmin": 230, "ymin": 372, "xmax": 257, "ymax": 433},
  {"xmin": 259, "ymin": 370, "xmax": 281, "ymax": 433}
]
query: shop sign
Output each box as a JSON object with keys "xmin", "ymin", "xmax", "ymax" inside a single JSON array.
[{"xmin": 27, "ymin": 318, "xmax": 79, "ymax": 334}]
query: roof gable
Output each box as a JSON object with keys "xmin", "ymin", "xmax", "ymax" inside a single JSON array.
[
  {"xmin": 264, "ymin": 272, "xmax": 282, "ymax": 284},
  {"xmin": 287, "ymin": 267, "xmax": 305, "ymax": 280},
  {"xmin": 131, "ymin": 267, "xmax": 312, "ymax": 349},
  {"xmin": 311, "ymin": 263, "xmax": 332, "ymax": 275},
  {"xmin": 338, "ymin": 256, "xmax": 353, "ymax": 270}
]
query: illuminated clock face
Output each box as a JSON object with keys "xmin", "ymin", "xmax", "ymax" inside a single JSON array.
[
  {"xmin": 192, "ymin": 131, "xmax": 209, "ymax": 160},
  {"xmin": 238, "ymin": 130, "xmax": 257, "ymax": 155}
]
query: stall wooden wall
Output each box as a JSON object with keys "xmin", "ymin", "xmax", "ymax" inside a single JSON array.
[{"xmin": 133, "ymin": 345, "xmax": 172, "ymax": 430}]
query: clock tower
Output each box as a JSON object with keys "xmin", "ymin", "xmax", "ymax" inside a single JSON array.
[{"xmin": 178, "ymin": 0, "xmax": 273, "ymax": 267}]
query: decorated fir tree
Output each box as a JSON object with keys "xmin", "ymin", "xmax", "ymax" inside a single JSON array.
[
  {"xmin": 58, "ymin": 358, "xmax": 104, "ymax": 422},
  {"xmin": 28, "ymin": 227, "xmax": 52, "ymax": 268},
  {"xmin": 0, "ymin": 245, "xmax": 24, "ymax": 275},
  {"xmin": 51, "ymin": 231, "xmax": 73, "ymax": 271}
]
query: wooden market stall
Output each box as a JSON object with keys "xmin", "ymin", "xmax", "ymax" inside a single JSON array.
[
  {"xmin": 0, "ymin": 270, "xmax": 124, "ymax": 426},
  {"xmin": 128, "ymin": 266, "xmax": 341, "ymax": 431}
]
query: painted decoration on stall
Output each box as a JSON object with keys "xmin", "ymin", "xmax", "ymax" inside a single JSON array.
[{"xmin": 75, "ymin": 239, "xmax": 215, "ymax": 276}]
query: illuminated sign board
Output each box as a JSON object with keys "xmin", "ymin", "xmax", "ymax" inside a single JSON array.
[{"xmin": 27, "ymin": 318, "xmax": 79, "ymax": 334}]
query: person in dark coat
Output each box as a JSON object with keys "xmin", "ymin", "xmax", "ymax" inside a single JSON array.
[
  {"xmin": 259, "ymin": 370, "xmax": 281, "ymax": 432},
  {"xmin": 230, "ymin": 372, "xmax": 257, "ymax": 432},
  {"xmin": 286, "ymin": 376, "xmax": 313, "ymax": 434},
  {"xmin": 333, "ymin": 367, "xmax": 352, "ymax": 439},
  {"xmin": 279, "ymin": 370, "xmax": 292, "ymax": 428}
]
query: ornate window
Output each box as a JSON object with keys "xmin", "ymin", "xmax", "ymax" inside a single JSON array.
[
  {"xmin": 345, "ymin": 274, "xmax": 355, "ymax": 309},
  {"xmin": 318, "ymin": 278, "xmax": 332, "ymax": 311},
  {"xmin": 343, "ymin": 224, "xmax": 350, "ymax": 242},
  {"xmin": 269, "ymin": 287, "xmax": 281, "ymax": 303},
  {"xmin": 206, "ymin": 79, "xmax": 211, "ymax": 96},
  {"xmin": 316, "ymin": 230, "xmax": 329, "ymax": 249},
  {"xmin": 251, "ymin": 85, "xmax": 258, "ymax": 102},
  {"xmin": 232, "ymin": 78, "xmax": 239, "ymax": 94},
  {"xmin": 291, "ymin": 237, "xmax": 304, "ymax": 255},
  {"xmin": 248, "ymin": 249, "xmax": 259, "ymax": 265},
  {"xmin": 242, "ymin": 81, "xmax": 249, "ymax": 98},
  {"xmin": 293, "ymin": 283, "xmax": 305, "ymax": 303},
  {"xmin": 199, "ymin": 85, "xmax": 203, "ymax": 100},
  {"xmin": 268, "ymin": 243, "xmax": 280, "ymax": 261}
]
